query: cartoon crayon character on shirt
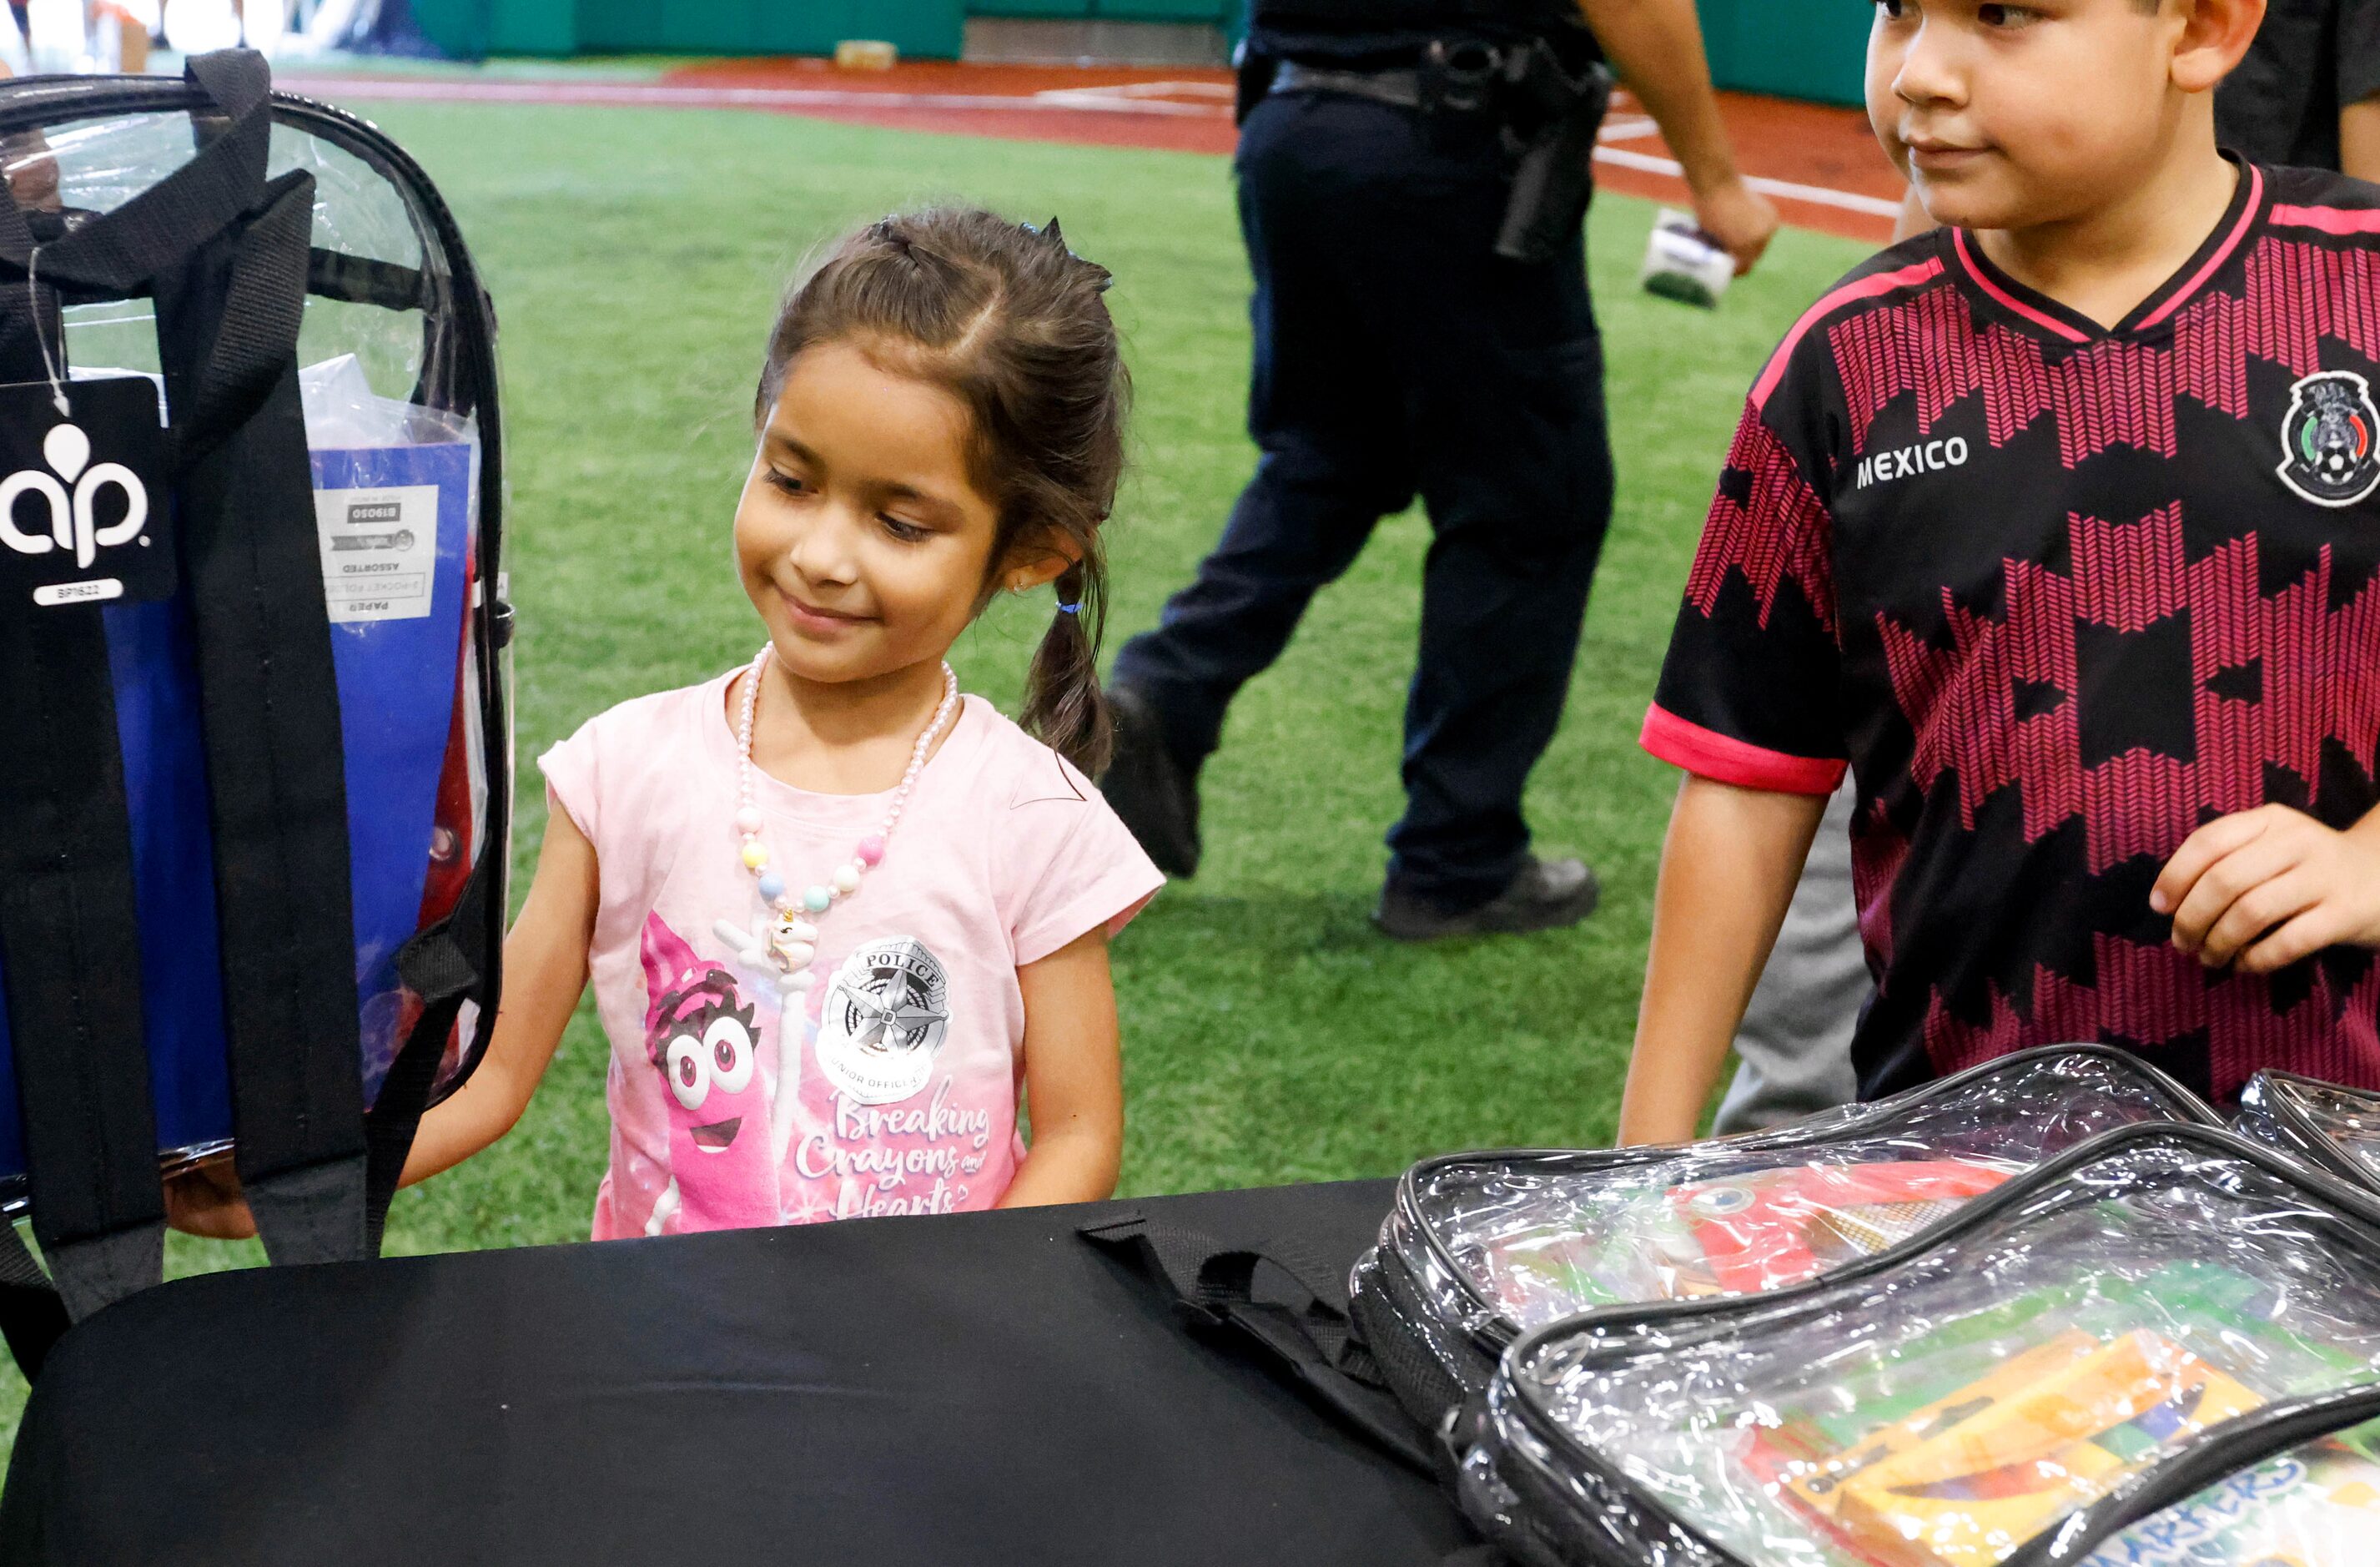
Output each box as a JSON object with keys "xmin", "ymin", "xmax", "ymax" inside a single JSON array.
[{"xmin": 638, "ymin": 914, "xmax": 780, "ymax": 1235}]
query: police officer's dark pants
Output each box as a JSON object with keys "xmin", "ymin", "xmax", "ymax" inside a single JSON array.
[{"xmin": 1112, "ymin": 88, "xmax": 1616, "ymax": 910}]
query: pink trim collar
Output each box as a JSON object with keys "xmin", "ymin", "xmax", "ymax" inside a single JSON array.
[
  {"xmin": 2134, "ymin": 164, "xmax": 2264, "ymax": 330},
  {"xmin": 1950, "ymin": 164, "xmax": 2267, "ymax": 340},
  {"xmin": 1950, "ymin": 228, "xmax": 2091, "ymax": 344}
]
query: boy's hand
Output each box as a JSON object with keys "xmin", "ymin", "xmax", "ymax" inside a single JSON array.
[{"xmin": 2153, "ymin": 806, "xmax": 2380, "ymax": 972}]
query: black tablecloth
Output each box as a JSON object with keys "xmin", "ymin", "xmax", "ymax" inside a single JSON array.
[{"xmin": 0, "ymin": 1180, "xmax": 1472, "ymax": 1566}]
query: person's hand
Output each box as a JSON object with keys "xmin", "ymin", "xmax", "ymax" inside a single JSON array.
[
  {"xmin": 164, "ymin": 1157, "xmax": 258, "ymax": 1241},
  {"xmin": 2153, "ymin": 806, "xmax": 2380, "ymax": 972},
  {"xmin": 1691, "ymin": 174, "xmax": 1779, "ymax": 276}
]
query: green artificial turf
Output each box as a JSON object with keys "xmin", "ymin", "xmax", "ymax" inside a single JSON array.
[{"xmin": 0, "ymin": 102, "xmax": 1869, "ymax": 1445}]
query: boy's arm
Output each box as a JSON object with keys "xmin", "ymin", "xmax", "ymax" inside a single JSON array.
[
  {"xmin": 398, "ymin": 791, "xmax": 600, "ymax": 1187},
  {"xmin": 1618, "ymin": 777, "xmax": 1828, "ymax": 1146},
  {"xmin": 2342, "ymin": 98, "xmax": 2380, "ymax": 184},
  {"xmin": 999, "ymin": 928, "xmax": 1124, "ymax": 1208},
  {"xmin": 2155, "ymin": 804, "xmax": 2380, "ymax": 972}
]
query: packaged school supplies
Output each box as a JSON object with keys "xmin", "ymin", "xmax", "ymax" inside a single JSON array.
[
  {"xmin": 1348, "ymin": 1047, "xmax": 2218, "ymax": 1436},
  {"xmin": 2235, "ymin": 1071, "xmax": 2380, "ymax": 1192},
  {"xmin": 1455, "ymin": 1124, "xmax": 2380, "ymax": 1567},
  {"xmin": 0, "ymin": 52, "xmax": 507, "ymax": 1343},
  {"xmin": 1641, "ymin": 207, "xmax": 1736, "ymax": 308}
]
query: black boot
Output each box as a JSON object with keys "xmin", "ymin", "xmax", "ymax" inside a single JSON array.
[
  {"xmin": 1099, "ymin": 685, "xmax": 1202, "ymax": 879},
  {"xmin": 1371, "ymin": 855, "xmax": 1600, "ymax": 942}
]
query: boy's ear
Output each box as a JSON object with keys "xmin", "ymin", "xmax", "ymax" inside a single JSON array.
[
  {"xmin": 2171, "ymin": 0, "xmax": 2266, "ymax": 95},
  {"xmin": 1001, "ymin": 531, "xmax": 1084, "ymax": 595}
]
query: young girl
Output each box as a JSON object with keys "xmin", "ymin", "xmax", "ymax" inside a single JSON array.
[{"xmin": 406, "ymin": 209, "xmax": 1160, "ymax": 1233}]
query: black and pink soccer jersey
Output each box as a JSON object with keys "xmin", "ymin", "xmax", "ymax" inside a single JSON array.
[{"xmin": 1644, "ymin": 161, "xmax": 2380, "ymax": 1105}]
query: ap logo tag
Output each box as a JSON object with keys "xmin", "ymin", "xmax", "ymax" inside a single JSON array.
[{"xmin": 0, "ymin": 377, "xmax": 171, "ymax": 609}]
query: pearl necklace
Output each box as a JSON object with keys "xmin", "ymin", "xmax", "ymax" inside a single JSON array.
[{"xmin": 717, "ymin": 646, "xmax": 959, "ymax": 997}]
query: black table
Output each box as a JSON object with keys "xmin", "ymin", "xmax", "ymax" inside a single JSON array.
[{"xmin": 0, "ymin": 1180, "xmax": 1472, "ymax": 1565}]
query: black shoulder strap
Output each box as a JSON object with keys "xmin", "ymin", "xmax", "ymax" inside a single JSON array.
[
  {"xmin": 146, "ymin": 51, "xmax": 368, "ymax": 1267},
  {"xmin": 1079, "ymin": 1212, "xmax": 1437, "ymax": 1474},
  {"xmin": 0, "ymin": 1222, "xmax": 70, "ymax": 1380},
  {"xmin": 362, "ymin": 862, "xmax": 491, "ymax": 1252}
]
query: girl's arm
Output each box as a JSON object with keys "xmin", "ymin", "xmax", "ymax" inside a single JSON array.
[
  {"xmin": 1616, "ymin": 775, "xmax": 1828, "ymax": 1147},
  {"xmin": 398, "ymin": 789, "xmax": 601, "ymax": 1187},
  {"xmin": 997, "ymin": 927, "xmax": 1125, "ymax": 1208},
  {"xmin": 166, "ymin": 789, "xmax": 600, "ymax": 1237}
]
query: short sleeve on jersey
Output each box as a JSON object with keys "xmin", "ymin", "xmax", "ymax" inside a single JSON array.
[{"xmin": 1643, "ymin": 397, "xmax": 1849, "ymax": 796}]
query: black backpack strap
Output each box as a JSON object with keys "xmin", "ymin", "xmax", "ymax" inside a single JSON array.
[
  {"xmin": 148, "ymin": 71, "xmax": 366, "ymax": 1268},
  {"xmin": 1080, "ymin": 1212, "xmax": 1435, "ymax": 1474},
  {"xmin": 0, "ymin": 1221, "xmax": 69, "ymax": 1378},
  {"xmin": 361, "ymin": 862, "xmax": 491, "ymax": 1252},
  {"xmin": 0, "ymin": 270, "xmax": 166, "ymax": 1330}
]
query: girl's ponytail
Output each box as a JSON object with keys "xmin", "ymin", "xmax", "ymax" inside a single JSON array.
[{"xmin": 1021, "ymin": 560, "xmax": 1113, "ymax": 777}]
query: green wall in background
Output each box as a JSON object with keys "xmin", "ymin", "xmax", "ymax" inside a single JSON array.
[
  {"xmin": 415, "ymin": 0, "xmax": 967, "ymax": 58},
  {"xmin": 965, "ymin": 0, "xmax": 1232, "ymax": 18},
  {"xmin": 416, "ymin": 0, "xmax": 1866, "ymax": 106},
  {"xmin": 1697, "ymin": 0, "xmax": 1870, "ymax": 108}
]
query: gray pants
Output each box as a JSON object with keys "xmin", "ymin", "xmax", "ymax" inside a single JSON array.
[{"xmin": 1714, "ymin": 782, "xmax": 1870, "ymax": 1135}]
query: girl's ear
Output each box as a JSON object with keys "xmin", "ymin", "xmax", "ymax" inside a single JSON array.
[{"xmin": 1003, "ymin": 531, "xmax": 1084, "ymax": 595}]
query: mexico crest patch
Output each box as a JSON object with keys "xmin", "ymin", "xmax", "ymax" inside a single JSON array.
[{"xmin": 2277, "ymin": 369, "xmax": 2380, "ymax": 507}]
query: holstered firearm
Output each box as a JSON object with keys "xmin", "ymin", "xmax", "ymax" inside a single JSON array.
[{"xmin": 1493, "ymin": 40, "xmax": 1613, "ymax": 265}]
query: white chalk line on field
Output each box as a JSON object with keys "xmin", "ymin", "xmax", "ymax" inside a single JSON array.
[
  {"xmin": 277, "ymin": 73, "xmax": 1232, "ymax": 118},
  {"xmin": 1591, "ymin": 144, "xmax": 1904, "ymax": 219},
  {"xmin": 279, "ymin": 73, "xmax": 1904, "ymax": 220}
]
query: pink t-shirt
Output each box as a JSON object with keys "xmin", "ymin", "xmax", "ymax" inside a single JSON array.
[{"xmin": 540, "ymin": 670, "xmax": 1162, "ymax": 1238}]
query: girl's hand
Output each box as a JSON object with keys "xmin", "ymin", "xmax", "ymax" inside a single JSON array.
[
  {"xmin": 2154, "ymin": 806, "xmax": 2380, "ymax": 972},
  {"xmin": 164, "ymin": 1158, "xmax": 258, "ymax": 1241}
]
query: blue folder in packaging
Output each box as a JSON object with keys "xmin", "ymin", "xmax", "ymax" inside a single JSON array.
[{"xmin": 0, "ymin": 437, "xmax": 475, "ymax": 1179}]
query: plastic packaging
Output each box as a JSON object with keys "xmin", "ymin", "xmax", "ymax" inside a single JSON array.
[
  {"xmin": 2234, "ymin": 1070, "xmax": 2380, "ymax": 1193},
  {"xmin": 1641, "ymin": 207, "xmax": 1735, "ymax": 308},
  {"xmin": 0, "ymin": 77, "xmax": 507, "ymax": 1196},
  {"xmin": 1350, "ymin": 1047, "xmax": 2220, "ymax": 1433},
  {"xmin": 1464, "ymin": 1123, "xmax": 2380, "ymax": 1567}
]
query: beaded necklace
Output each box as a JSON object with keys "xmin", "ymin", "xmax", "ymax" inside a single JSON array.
[{"xmin": 717, "ymin": 645, "xmax": 959, "ymax": 996}]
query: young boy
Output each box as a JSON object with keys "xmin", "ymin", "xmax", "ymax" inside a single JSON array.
[{"xmin": 1620, "ymin": 0, "xmax": 2380, "ymax": 1143}]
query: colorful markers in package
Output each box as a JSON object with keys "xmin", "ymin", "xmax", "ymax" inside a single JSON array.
[{"xmin": 2080, "ymin": 1413, "xmax": 2380, "ymax": 1566}]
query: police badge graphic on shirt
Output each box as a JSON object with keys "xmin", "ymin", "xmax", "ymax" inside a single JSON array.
[
  {"xmin": 815, "ymin": 936, "xmax": 952, "ymax": 1106},
  {"xmin": 2277, "ymin": 369, "xmax": 2380, "ymax": 507}
]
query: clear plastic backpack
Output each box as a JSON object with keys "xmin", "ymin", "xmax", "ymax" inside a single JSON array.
[
  {"xmin": 2235, "ymin": 1070, "xmax": 2380, "ymax": 1193},
  {"xmin": 1348, "ymin": 1046, "xmax": 2219, "ymax": 1440},
  {"xmin": 1457, "ymin": 1123, "xmax": 2380, "ymax": 1567},
  {"xmin": 0, "ymin": 50, "xmax": 506, "ymax": 1364}
]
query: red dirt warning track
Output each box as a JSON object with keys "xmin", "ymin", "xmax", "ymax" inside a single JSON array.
[{"xmin": 280, "ymin": 58, "xmax": 1905, "ymax": 244}]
